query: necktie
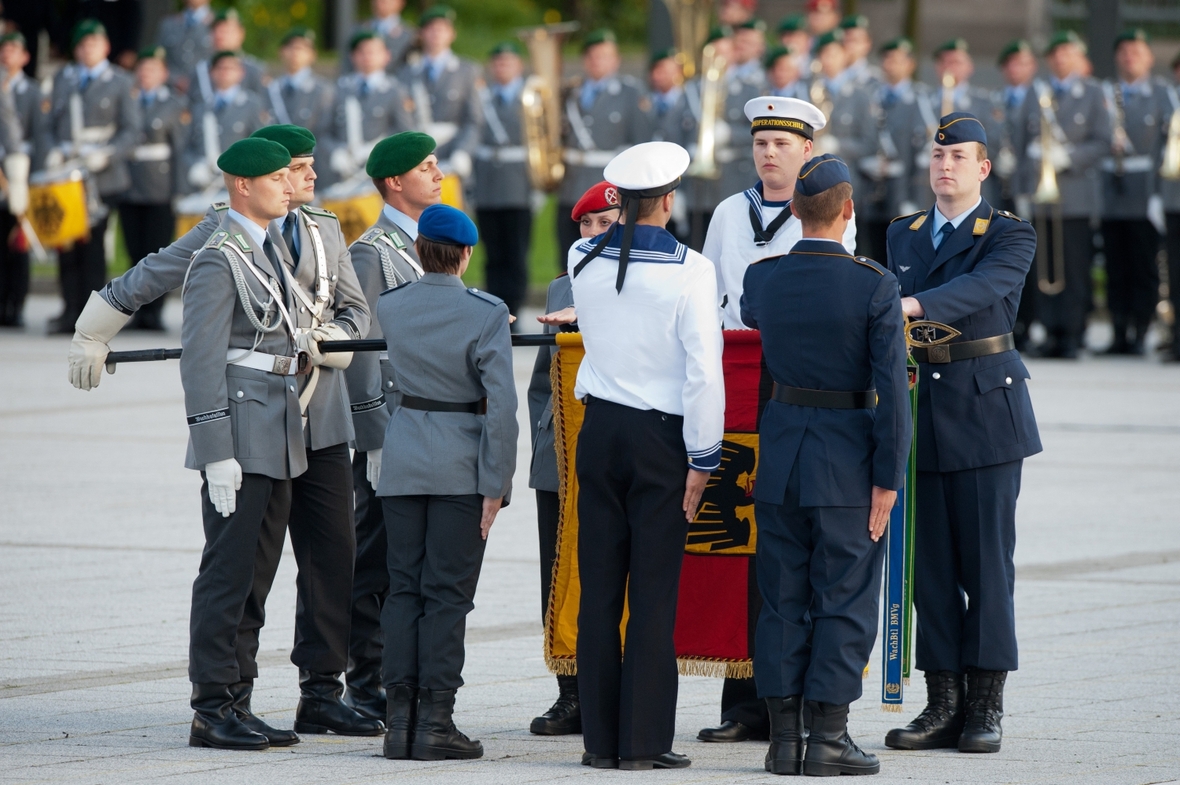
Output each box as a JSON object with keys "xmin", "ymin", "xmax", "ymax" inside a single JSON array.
[
  {"xmin": 282, "ymin": 213, "xmax": 299, "ymax": 260},
  {"xmin": 932, "ymin": 221, "xmax": 955, "ymax": 250},
  {"xmin": 580, "ymin": 82, "xmax": 598, "ymax": 111},
  {"xmin": 79, "ymin": 73, "xmax": 91, "ymax": 92},
  {"xmin": 882, "ymin": 89, "xmax": 897, "ymax": 109},
  {"xmin": 360, "ymin": 80, "xmax": 370, "ymax": 98},
  {"xmin": 142, "ymin": 92, "xmax": 153, "ymax": 110},
  {"xmin": 262, "ymin": 238, "xmax": 287, "ymax": 296},
  {"xmin": 214, "ymin": 95, "xmax": 226, "ymax": 112}
]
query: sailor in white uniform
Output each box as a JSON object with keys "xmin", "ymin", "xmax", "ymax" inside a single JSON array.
[{"xmin": 705, "ymin": 97, "xmax": 858, "ymax": 330}]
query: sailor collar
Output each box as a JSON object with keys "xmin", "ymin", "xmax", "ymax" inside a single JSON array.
[{"xmin": 574, "ymin": 224, "xmax": 687, "ymax": 264}]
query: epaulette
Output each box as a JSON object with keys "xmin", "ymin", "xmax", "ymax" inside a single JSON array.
[
  {"xmin": 355, "ymin": 227, "xmax": 385, "ymax": 247},
  {"xmin": 750, "ymin": 254, "xmax": 781, "ymax": 265},
  {"xmin": 202, "ymin": 230, "xmax": 232, "ymax": 251},
  {"xmin": 300, "ymin": 204, "xmax": 339, "ymax": 221},
  {"xmin": 996, "ymin": 210, "xmax": 1024, "ymax": 223},
  {"xmin": 467, "ymin": 287, "xmax": 504, "ymax": 306},
  {"xmin": 852, "ymin": 255, "xmax": 887, "ymax": 276},
  {"xmin": 379, "ymin": 281, "xmax": 413, "ymax": 297},
  {"xmin": 890, "ymin": 209, "xmax": 926, "ymax": 226},
  {"xmin": 211, "ymin": 201, "xmax": 229, "ymax": 212}
]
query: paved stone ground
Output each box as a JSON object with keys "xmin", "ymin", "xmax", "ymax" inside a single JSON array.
[{"xmin": 2, "ymin": 295, "xmax": 1179, "ymax": 785}]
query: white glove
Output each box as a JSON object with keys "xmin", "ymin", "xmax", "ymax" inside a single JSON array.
[
  {"xmin": 205, "ymin": 458, "xmax": 242, "ymax": 517},
  {"xmin": 45, "ymin": 147, "xmax": 66, "ymax": 170},
  {"xmin": 1149, "ymin": 194, "xmax": 1166, "ymax": 235},
  {"xmin": 448, "ymin": 149, "xmax": 473, "ymax": 180},
  {"xmin": 330, "ymin": 147, "xmax": 356, "ymax": 175},
  {"xmin": 898, "ymin": 201, "xmax": 919, "ymax": 218},
  {"xmin": 366, "ymin": 448, "xmax": 382, "ymax": 490},
  {"xmin": 4, "ymin": 153, "xmax": 29, "ymax": 215},
  {"xmin": 68, "ymin": 291, "xmax": 131, "ymax": 390},
  {"xmin": 813, "ymin": 135, "xmax": 841, "ymax": 156},
  {"xmin": 995, "ymin": 146, "xmax": 1018, "ymax": 179},
  {"xmin": 188, "ymin": 161, "xmax": 214, "ymax": 188},
  {"xmin": 1048, "ymin": 144, "xmax": 1071, "ymax": 173},
  {"xmin": 84, "ymin": 150, "xmax": 111, "ymax": 173},
  {"xmin": 295, "ymin": 322, "xmax": 354, "ymax": 369},
  {"xmin": 713, "ymin": 120, "xmax": 732, "ymax": 148}
]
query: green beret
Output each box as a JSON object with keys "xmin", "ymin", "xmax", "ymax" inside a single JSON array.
[
  {"xmin": 210, "ymin": 50, "xmax": 240, "ymax": 67},
  {"xmin": 934, "ymin": 37, "xmax": 969, "ymax": 56},
  {"xmin": 137, "ymin": 45, "xmax": 167, "ymax": 62},
  {"xmin": 251, "ymin": 125, "xmax": 316, "ymax": 157},
  {"xmin": 839, "ymin": 14, "xmax": 869, "ymax": 31},
  {"xmin": 997, "ymin": 38, "xmax": 1031, "ymax": 65},
  {"xmin": 812, "ymin": 29, "xmax": 844, "ymax": 54},
  {"xmin": 281, "ymin": 26, "xmax": 316, "ymax": 47},
  {"xmin": 0, "ymin": 32, "xmax": 27, "ymax": 48},
  {"xmin": 582, "ymin": 29, "xmax": 617, "ymax": 51},
  {"xmin": 1044, "ymin": 30, "xmax": 1083, "ymax": 56},
  {"xmin": 212, "ymin": 8, "xmax": 241, "ymax": 25},
  {"xmin": 705, "ymin": 25, "xmax": 733, "ymax": 44},
  {"xmin": 764, "ymin": 45, "xmax": 795, "ymax": 69},
  {"xmin": 488, "ymin": 40, "xmax": 524, "ymax": 58},
  {"xmin": 366, "ymin": 131, "xmax": 437, "ymax": 178},
  {"xmin": 735, "ymin": 19, "xmax": 767, "ymax": 33},
  {"xmin": 777, "ymin": 14, "xmax": 805, "ymax": 34},
  {"xmin": 349, "ymin": 30, "xmax": 380, "ymax": 51},
  {"xmin": 218, "ymin": 138, "xmax": 292, "ymax": 177},
  {"xmin": 71, "ymin": 18, "xmax": 107, "ymax": 49},
  {"xmin": 649, "ymin": 47, "xmax": 677, "ymax": 69},
  {"xmin": 881, "ymin": 37, "xmax": 914, "ymax": 56},
  {"xmin": 1115, "ymin": 28, "xmax": 1150, "ymax": 48},
  {"xmin": 419, "ymin": 5, "xmax": 457, "ymax": 26}
]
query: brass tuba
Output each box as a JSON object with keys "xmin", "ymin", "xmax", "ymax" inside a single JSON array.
[
  {"xmin": 685, "ymin": 42, "xmax": 727, "ymax": 179},
  {"xmin": 1033, "ymin": 85, "xmax": 1066, "ymax": 295},
  {"xmin": 1161, "ymin": 105, "xmax": 1180, "ymax": 180},
  {"xmin": 808, "ymin": 59, "xmax": 834, "ymax": 150},
  {"xmin": 662, "ymin": 0, "xmax": 713, "ymax": 79},
  {"xmin": 519, "ymin": 22, "xmax": 579, "ymax": 192}
]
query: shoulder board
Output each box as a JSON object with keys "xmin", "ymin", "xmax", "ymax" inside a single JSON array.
[
  {"xmin": 890, "ymin": 210, "xmax": 925, "ymax": 225},
  {"xmin": 202, "ymin": 230, "xmax": 232, "ymax": 251},
  {"xmin": 852, "ymin": 256, "xmax": 886, "ymax": 275},
  {"xmin": 212, "ymin": 201, "xmax": 229, "ymax": 212},
  {"xmin": 467, "ymin": 287, "xmax": 504, "ymax": 306},
  {"xmin": 750, "ymin": 254, "xmax": 781, "ymax": 266},
  {"xmin": 379, "ymin": 281, "xmax": 413, "ymax": 297},
  {"xmin": 300, "ymin": 204, "xmax": 339, "ymax": 221},
  {"xmin": 995, "ymin": 210, "xmax": 1024, "ymax": 223},
  {"xmin": 355, "ymin": 227, "xmax": 385, "ymax": 246}
]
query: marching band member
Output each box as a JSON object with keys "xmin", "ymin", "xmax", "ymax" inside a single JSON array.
[
  {"xmin": 765, "ymin": 46, "xmax": 807, "ymax": 100},
  {"xmin": 156, "ymin": 0, "xmax": 213, "ymax": 94},
  {"xmin": 716, "ymin": 20, "xmax": 769, "ymax": 208},
  {"xmin": 184, "ymin": 50, "xmax": 270, "ymax": 193},
  {"xmin": 348, "ymin": 0, "xmax": 417, "ymax": 72},
  {"xmin": 186, "ymin": 9, "xmax": 268, "ymax": 106},
  {"xmin": 267, "ymin": 28, "xmax": 335, "ymax": 146},
  {"xmin": 0, "ymin": 31, "xmax": 36, "ymax": 328}
]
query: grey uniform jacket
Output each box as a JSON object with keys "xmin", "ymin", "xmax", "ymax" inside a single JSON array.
[
  {"xmin": 1101, "ymin": 78, "xmax": 1171, "ymax": 220},
  {"xmin": 187, "ymin": 55, "xmax": 269, "ymax": 106},
  {"xmin": 527, "ymin": 274, "xmax": 574, "ymax": 493},
  {"xmin": 559, "ymin": 74, "xmax": 652, "ymax": 205},
  {"xmin": 861, "ymin": 81, "xmax": 928, "ymax": 221},
  {"xmin": 5, "ymin": 71, "xmax": 41, "ymax": 166},
  {"xmin": 474, "ymin": 85, "xmax": 529, "ymax": 209},
  {"xmin": 716, "ymin": 66, "xmax": 769, "ymax": 204},
  {"xmin": 125, "ymin": 87, "xmax": 190, "ymax": 204},
  {"xmin": 46, "ymin": 63, "xmax": 142, "ymax": 197},
  {"xmin": 819, "ymin": 75, "xmax": 878, "ymax": 208},
  {"xmin": 402, "ymin": 53, "xmax": 484, "ymax": 162},
  {"xmin": 184, "ymin": 88, "xmax": 269, "ymax": 188},
  {"xmin": 344, "ymin": 212, "xmax": 422, "ymax": 452},
  {"xmin": 375, "ymin": 273, "xmax": 518, "ymax": 500},
  {"xmin": 156, "ymin": 13, "xmax": 212, "ymax": 83},
  {"xmin": 180, "ymin": 214, "xmax": 307, "ymax": 480},
  {"xmin": 1019, "ymin": 78, "xmax": 1112, "ymax": 218},
  {"xmin": 330, "ymin": 72, "xmax": 416, "ymax": 159},
  {"xmin": 266, "ymin": 71, "xmax": 335, "ymax": 144},
  {"xmin": 345, "ymin": 19, "xmax": 417, "ymax": 72}
]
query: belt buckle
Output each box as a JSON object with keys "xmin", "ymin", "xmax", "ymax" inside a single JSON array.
[
  {"xmin": 271, "ymin": 355, "xmax": 292, "ymax": 375},
  {"xmin": 927, "ymin": 345, "xmax": 952, "ymax": 364}
]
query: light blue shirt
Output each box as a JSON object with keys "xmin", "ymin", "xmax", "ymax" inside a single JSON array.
[
  {"xmin": 421, "ymin": 50, "xmax": 454, "ymax": 81},
  {"xmin": 228, "ymin": 209, "xmax": 269, "ymax": 252},
  {"xmin": 383, "ymin": 204, "xmax": 418, "ymax": 241},
  {"xmin": 931, "ymin": 196, "xmax": 982, "ymax": 248},
  {"xmin": 213, "ymin": 85, "xmax": 240, "ymax": 109},
  {"xmin": 494, "ymin": 76, "xmax": 524, "ymax": 105}
]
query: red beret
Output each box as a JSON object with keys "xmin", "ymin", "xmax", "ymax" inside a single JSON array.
[
  {"xmin": 571, "ymin": 181, "xmax": 621, "ymax": 220},
  {"xmin": 807, "ymin": 0, "xmax": 839, "ymax": 11},
  {"xmin": 723, "ymin": 0, "xmax": 757, "ymax": 10}
]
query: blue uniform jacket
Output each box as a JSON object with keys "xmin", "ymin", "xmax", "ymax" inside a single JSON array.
[
  {"xmin": 741, "ymin": 238, "xmax": 912, "ymax": 508},
  {"xmin": 885, "ymin": 200, "xmax": 1042, "ymax": 473}
]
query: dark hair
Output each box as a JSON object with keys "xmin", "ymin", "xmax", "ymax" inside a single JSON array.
[
  {"xmin": 791, "ymin": 182, "xmax": 853, "ymax": 226},
  {"xmin": 415, "ymin": 236, "xmax": 465, "ymax": 274},
  {"xmin": 372, "ymin": 176, "xmax": 391, "ymax": 198}
]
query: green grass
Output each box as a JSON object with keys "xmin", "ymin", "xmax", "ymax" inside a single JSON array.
[{"xmin": 462, "ymin": 194, "xmax": 562, "ymax": 296}]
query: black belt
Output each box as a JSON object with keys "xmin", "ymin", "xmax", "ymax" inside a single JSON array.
[
  {"xmin": 772, "ymin": 383, "xmax": 877, "ymax": 409},
  {"xmin": 910, "ymin": 333, "xmax": 1015, "ymax": 364},
  {"xmin": 401, "ymin": 395, "xmax": 487, "ymax": 414}
]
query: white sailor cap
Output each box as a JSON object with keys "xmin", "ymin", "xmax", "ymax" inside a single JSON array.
[
  {"xmin": 604, "ymin": 141, "xmax": 691, "ymax": 198},
  {"xmin": 743, "ymin": 96, "xmax": 827, "ymax": 139}
]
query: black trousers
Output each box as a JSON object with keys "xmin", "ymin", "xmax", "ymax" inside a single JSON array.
[
  {"xmin": 913, "ymin": 461, "xmax": 1022, "ymax": 674},
  {"xmin": 119, "ymin": 203, "xmax": 175, "ymax": 325},
  {"xmin": 190, "ymin": 473, "xmax": 292, "ymax": 685},
  {"xmin": 576, "ymin": 399, "xmax": 688, "ymax": 760},
  {"xmin": 381, "ymin": 494, "xmax": 487, "ymax": 690},
  {"xmin": 236, "ymin": 480, "xmax": 290, "ymax": 681},
  {"xmin": 57, "ymin": 213, "xmax": 110, "ymax": 322},
  {"xmin": 0, "ymin": 210, "xmax": 29, "ymax": 325},
  {"xmin": 536, "ymin": 489, "xmax": 560, "ymax": 620},
  {"xmin": 1167, "ymin": 213, "xmax": 1180, "ymax": 355},
  {"xmin": 556, "ymin": 205, "xmax": 581, "ymax": 262},
  {"xmin": 1035, "ymin": 215, "xmax": 1092, "ymax": 339},
  {"xmin": 476, "ymin": 207, "xmax": 532, "ymax": 318},
  {"xmin": 348, "ymin": 450, "xmax": 388, "ymax": 677},
  {"xmin": 1102, "ymin": 218, "xmax": 1160, "ymax": 333}
]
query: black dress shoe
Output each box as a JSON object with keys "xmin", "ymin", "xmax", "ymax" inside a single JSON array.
[
  {"xmin": 619, "ymin": 752, "xmax": 691, "ymax": 770},
  {"xmin": 189, "ymin": 683, "xmax": 270, "ymax": 751},
  {"xmin": 294, "ymin": 670, "xmax": 384, "ymax": 736},
  {"xmin": 411, "ymin": 688, "xmax": 483, "ymax": 760},
  {"xmin": 802, "ymin": 701, "xmax": 878, "ymax": 776},
  {"xmin": 345, "ymin": 660, "xmax": 388, "ymax": 722},
  {"xmin": 885, "ymin": 670, "xmax": 965, "ymax": 750},
  {"xmin": 383, "ymin": 683, "xmax": 416, "ymax": 760},
  {"xmin": 530, "ymin": 674, "xmax": 581, "ymax": 735},
  {"xmin": 48, "ymin": 314, "xmax": 78, "ymax": 335},
  {"xmin": 958, "ymin": 669, "xmax": 1007, "ymax": 753},
  {"xmin": 764, "ymin": 696, "xmax": 804, "ymax": 775},
  {"xmin": 698, "ymin": 719, "xmax": 757, "ymax": 742},
  {"xmin": 581, "ymin": 751, "xmax": 619, "ymax": 768},
  {"xmin": 228, "ymin": 680, "xmax": 299, "ymax": 746}
]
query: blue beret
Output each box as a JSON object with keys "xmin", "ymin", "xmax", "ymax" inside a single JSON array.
[
  {"xmin": 795, "ymin": 154, "xmax": 851, "ymax": 196},
  {"xmin": 418, "ymin": 204, "xmax": 478, "ymax": 247},
  {"xmin": 935, "ymin": 112, "xmax": 988, "ymax": 146}
]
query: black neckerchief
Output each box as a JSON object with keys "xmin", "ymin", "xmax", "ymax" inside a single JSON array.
[{"xmin": 748, "ymin": 183, "xmax": 793, "ymax": 246}]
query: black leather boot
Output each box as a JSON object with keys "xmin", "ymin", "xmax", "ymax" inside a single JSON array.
[
  {"xmin": 344, "ymin": 659, "xmax": 387, "ymax": 722},
  {"xmin": 189, "ymin": 683, "xmax": 269, "ymax": 750},
  {"xmin": 228, "ymin": 680, "xmax": 299, "ymax": 746},
  {"xmin": 958, "ymin": 669, "xmax": 1007, "ymax": 753},
  {"xmin": 802, "ymin": 701, "xmax": 879, "ymax": 776},
  {"xmin": 411, "ymin": 688, "xmax": 483, "ymax": 760},
  {"xmin": 294, "ymin": 670, "xmax": 385, "ymax": 736},
  {"xmin": 529, "ymin": 674, "xmax": 581, "ymax": 735},
  {"xmin": 885, "ymin": 670, "xmax": 965, "ymax": 750},
  {"xmin": 764, "ymin": 696, "xmax": 804, "ymax": 775},
  {"xmin": 383, "ymin": 684, "xmax": 417, "ymax": 760}
]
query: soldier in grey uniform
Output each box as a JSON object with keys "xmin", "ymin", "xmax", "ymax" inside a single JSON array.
[
  {"xmin": 155, "ymin": 0, "xmax": 213, "ymax": 95},
  {"xmin": 327, "ymin": 32, "xmax": 416, "ymax": 187},
  {"xmin": 839, "ymin": 14, "xmax": 881, "ymax": 88},
  {"xmin": 810, "ymin": 30, "xmax": 876, "ymax": 214},
  {"xmin": 0, "ymin": 31, "xmax": 38, "ymax": 327},
  {"xmin": 348, "ymin": 0, "xmax": 417, "ymax": 72},
  {"xmin": 1101, "ymin": 28, "xmax": 1169, "ymax": 355},
  {"xmin": 648, "ymin": 48, "xmax": 688, "ymax": 143},
  {"xmin": 475, "ymin": 41, "xmax": 532, "ymax": 318},
  {"xmin": 766, "ymin": 45, "xmax": 808, "ymax": 101},
  {"xmin": 184, "ymin": 51, "xmax": 270, "ymax": 194},
  {"xmin": 187, "ymin": 9, "xmax": 268, "ymax": 107},
  {"xmin": 931, "ymin": 39, "xmax": 1006, "ymax": 206},
  {"xmin": 342, "ymin": 132, "xmax": 442, "ymax": 721},
  {"xmin": 376, "ymin": 202, "xmax": 517, "ymax": 762},
  {"xmin": 715, "ymin": 20, "xmax": 768, "ymax": 207},
  {"xmin": 267, "ymin": 28, "xmax": 335, "ymax": 146},
  {"xmin": 400, "ymin": 5, "xmax": 483, "ymax": 187},
  {"xmin": 1019, "ymin": 31, "xmax": 1112, "ymax": 358},
  {"xmin": 43, "ymin": 19, "xmax": 142, "ymax": 333},
  {"xmin": 119, "ymin": 46, "xmax": 190, "ymax": 331},
  {"xmin": 557, "ymin": 29, "xmax": 652, "ymax": 255},
  {"xmin": 682, "ymin": 25, "xmax": 732, "ymax": 249}
]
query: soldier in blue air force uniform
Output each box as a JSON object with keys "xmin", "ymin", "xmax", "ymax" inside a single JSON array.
[
  {"xmin": 741, "ymin": 154, "xmax": 911, "ymax": 778},
  {"xmin": 883, "ymin": 113, "xmax": 1041, "ymax": 755}
]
